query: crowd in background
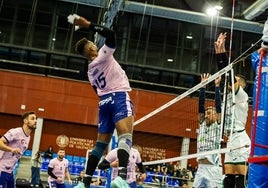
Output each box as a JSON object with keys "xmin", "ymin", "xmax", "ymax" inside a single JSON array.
[{"xmin": 144, "ymin": 161, "xmax": 197, "ymax": 186}]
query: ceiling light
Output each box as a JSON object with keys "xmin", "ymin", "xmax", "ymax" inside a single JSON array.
[
  {"xmin": 206, "ymin": 7, "xmax": 218, "ymax": 16},
  {"xmin": 215, "ymin": 5, "xmax": 223, "ymax": 10},
  {"xmin": 186, "ymin": 35, "xmax": 193, "ymax": 39}
]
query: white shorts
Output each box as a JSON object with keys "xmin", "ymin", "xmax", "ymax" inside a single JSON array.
[
  {"xmin": 224, "ymin": 131, "xmax": 251, "ymax": 164},
  {"xmin": 193, "ymin": 164, "xmax": 223, "ymax": 188}
]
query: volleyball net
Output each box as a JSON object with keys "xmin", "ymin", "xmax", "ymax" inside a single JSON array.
[{"xmin": 133, "ymin": 63, "xmax": 235, "ymax": 168}]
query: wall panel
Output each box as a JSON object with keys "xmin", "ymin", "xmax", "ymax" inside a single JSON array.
[{"xmin": 0, "ymin": 70, "xmax": 252, "ymax": 167}]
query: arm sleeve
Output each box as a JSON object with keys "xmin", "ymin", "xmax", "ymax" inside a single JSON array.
[
  {"xmin": 89, "ymin": 23, "xmax": 116, "ymax": 48},
  {"xmin": 98, "ymin": 159, "xmax": 111, "ymax": 170},
  {"xmin": 137, "ymin": 162, "xmax": 146, "ymax": 174},
  {"xmin": 215, "ymin": 87, "xmax": 221, "ymax": 113},
  {"xmin": 216, "ymin": 52, "xmax": 228, "ymax": 71},
  {"xmin": 216, "ymin": 52, "xmax": 237, "ymax": 86},
  {"xmin": 48, "ymin": 167, "xmax": 58, "ymax": 179},
  {"xmin": 199, "ymin": 87, "xmax": 205, "ymax": 113}
]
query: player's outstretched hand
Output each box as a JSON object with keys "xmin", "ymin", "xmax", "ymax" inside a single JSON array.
[
  {"xmin": 214, "ymin": 32, "xmax": 227, "ymax": 54},
  {"xmin": 67, "ymin": 14, "xmax": 80, "ymax": 24},
  {"xmin": 67, "ymin": 14, "xmax": 80, "ymax": 31},
  {"xmin": 201, "ymin": 73, "xmax": 210, "ymax": 82},
  {"xmin": 68, "ymin": 14, "xmax": 90, "ymax": 31}
]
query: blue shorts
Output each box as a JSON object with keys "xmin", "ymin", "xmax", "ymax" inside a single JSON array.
[
  {"xmin": 98, "ymin": 92, "xmax": 134, "ymax": 134},
  {"xmin": 49, "ymin": 181, "xmax": 66, "ymax": 188},
  {"xmin": 0, "ymin": 171, "xmax": 14, "ymax": 188}
]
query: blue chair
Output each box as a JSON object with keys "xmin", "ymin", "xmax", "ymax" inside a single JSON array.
[
  {"xmin": 43, "ymin": 157, "xmax": 50, "ymax": 162},
  {"xmin": 23, "ymin": 149, "xmax": 32, "ymax": 157},
  {"xmin": 52, "ymin": 153, "xmax": 57, "ymax": 158},
  {"xmin": 144, "ymin": 172, "xmax": 154, "ymax": 183},
  {"xmin": 73, "ymin": 156, "xmax": 80, "ymax": 163},
  {"xmin": 70, "ymin": 165, "xmax": 78, "ymax": 175},
  {"xmin": 41, "ymin": 161, "xmax": 49, "ymax": 171},
  {"xmin": 66, "ymin": 155, "xmax": 73, "ymax": 162},
  {"xmin": 80, "ymin": 157, "xmax": 86, "ymax": 163}
]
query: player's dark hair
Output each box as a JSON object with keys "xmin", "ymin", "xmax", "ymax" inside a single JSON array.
[
  {"xmin": 236, "ymin": 74, "xmax": 247, "ymax": 83},
  {"xmin": 22, "ymin": 111, "xmax": 35, "ymax": 122},
  {"xmin": 75, "ymin": 37, "xmax": 89, "ymax": 56}
]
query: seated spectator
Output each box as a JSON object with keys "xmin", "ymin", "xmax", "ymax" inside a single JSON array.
[
  {"xmin": 181, "ymin": 168, "xmax": 189, "ymax": 179},
  {"xmin": 182, "ymin": 182, "xmax": 189, "ymax": 188},
  {"xmin": 173, "ymin": 166, "xmax": 182, "ymax": 179},
  {"xmin": 166, "ymin": 162, "xmax": 174, "ymax": 175},
  {"xmin": 73, "ymin": 170, "xmax": 85, "ymax": 184},
  {"xmin": 92, "ymin": 178, "xmax": 103, "ymax": 186},
  {"xmin": 186, "ymin": 169, "xmax": 193, "ymax": 181},
  {"xmin": 43, "ymin": 146, "xmax": 53, "ymax": 160}
]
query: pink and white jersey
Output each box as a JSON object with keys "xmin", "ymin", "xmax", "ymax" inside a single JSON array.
[
  {"xmin": 0, "ymin": 127, "xmax": 30, "ymax": 173},
  {"xmin": 87, "ymin": 44, "xmax": 131, "ymax": 96},
  {"xmin": 105, "ymin": 148, "xmax": 142, "ymax": 183},
  {"xmin": 47, "ymin": 158, "xmax": 69, "ymax": 183}
]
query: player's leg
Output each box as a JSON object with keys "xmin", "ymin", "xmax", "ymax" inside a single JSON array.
[
  {"xmin": 83, "ymin": 93, "xmax": 116, "ymax": 187},
  {"xmin": 83, "ymin": 133, "xmax": 111, "ymax": 187},
  {"xmin": 113, "ymin": 91, "xmax": 134, "ymax": 180},
  {"xmin": 208, "ymin": 166, "xmax": 223, "ymax": 188},
  {"xmin": 193, "ymin": 165, "xmax": 205, "ymax": 188},
  {"xmin": 223, "ymin": 164, "xmax": 236, "ymax": 188},
  {"xmin": 235, "ymin": 174, "xmax": 246, "ymax": 188},
  {"xmin": 232, "ymin": 132, "xmax": 250, "ymax": 188},
  {"xmin": 111, "ymin": 118, "xmax": 133, "ymax": 187},
  {"xmin": 234, "ymin": 164, "xmax": 248, "ymax": 188},
  {"xmin": 116, "ymin": 116, "xmax": 133, "ymax": 179},
  {"xmin": 111, "ymin": 92, "xmax": 134, "ymax": 187}
]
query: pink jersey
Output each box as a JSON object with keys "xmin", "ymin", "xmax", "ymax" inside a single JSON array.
[
  {"xmin": 0, "ymin": 127, "xmax": 30, "ymax": 173},
  {"xmin": 48, "ymin": 158, "xmax": 69, "ymax": 183},
  {"xmin": 105, "ymin": 148, "xmax": 142, "ymax": 183},
  {"xmin": 87, "ymin": 44, "xmax": 131, "ymax": 96}
]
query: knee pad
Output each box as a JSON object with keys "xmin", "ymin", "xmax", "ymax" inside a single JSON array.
[
  {"xmin": 118, "ymin": 133, "xmax": 132, "ymax": 153},
  {"xmin": 223, "ymin": 174, "xmax": 235, "ymax": 188},
  {"xmin": 91, "ymin": 141, "xmax": 108, "ymax": 159},
  {"xmin": 235, "ymin": 174, "xmax": 246, "ymax": 188}
]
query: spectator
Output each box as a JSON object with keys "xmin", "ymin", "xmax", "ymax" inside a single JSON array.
[
  {"xmin": 73, "ymin": 170, "xmax": 85, "ymax": 184},
  {"xmin": 44, "ymin": 146, "xmax": 53, "ymax": 161},
  {"xmin": 166, "ymin": 162, "xmax": 174, "ymax": 175},
  {"xmin": 182, "ymin": 182, "xmax": 189, "ymax": 188},
  {"xmin": 186, "ymin": 163, "xmax": 193, "ymax": 172},
  {"xmin": 181, "ymin": 168, "xmax": 189, "ymax": 180},
  {"xmin": 172, "ymin": 165, "xmax": 182, "ymax": 179},
  {"xmin": 31, "ymin": 151, "xmax": 42, "ymax": 187}
]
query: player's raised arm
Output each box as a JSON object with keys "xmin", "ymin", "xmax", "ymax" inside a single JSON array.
[
  {"xmin": 68, "ymin": 14, "xmax": 115, "ymax": 48},
  {"xmin": 198, "ymin": 73, "xmax": 210, "ymax": 122},
  {"xmin": 214, "ymin": 76, "xmax": 221, "ymax": 123}
]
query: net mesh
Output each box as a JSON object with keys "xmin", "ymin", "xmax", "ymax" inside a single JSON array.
[{"xmin": 133, "ymin": 64, "xmax": 233, "ymax": 174}]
